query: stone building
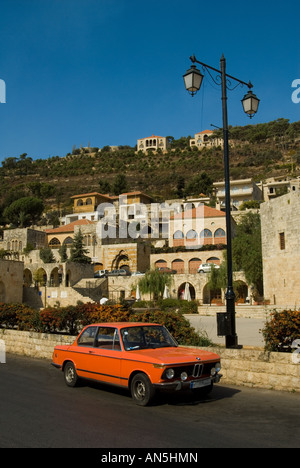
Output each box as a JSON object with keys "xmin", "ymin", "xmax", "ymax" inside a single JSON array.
[
  {"xmin": 261, "ymin": 191, "xmax": 300, "ymax": 308},
  {"xmin": 137, "ymin": 135, "xmax": 170, "ymax": 153},
  {"xmin": 190, "ymin": 130, "xmax": 223, "ymax": 150},
  {"xmin": 0, "ymin": 260, "xmax": 24, "ymax": 303}
]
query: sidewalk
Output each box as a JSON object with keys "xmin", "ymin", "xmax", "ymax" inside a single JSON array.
[{"xmin": 186, "ymin": 315, "xmax": 266, "ymax": 348}]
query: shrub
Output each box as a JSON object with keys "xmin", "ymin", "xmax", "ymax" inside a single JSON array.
[
  {"xmin": 0, "ymin": 303, "xmax": 38, "ymax": 331},
  {"xmin": 130, "ymin": 309, "xmax": 212, "ymax": 347},
  {"xmin": 262, "ymin": 310, "xmax": 300, "ymax": 352}
]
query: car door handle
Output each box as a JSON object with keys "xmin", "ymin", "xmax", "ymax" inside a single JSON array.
[{"xmin": 89, "ymin": 350, "xmax": 95, "ymax": 354}]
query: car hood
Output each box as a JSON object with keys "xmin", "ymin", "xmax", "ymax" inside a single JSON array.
[{"xmin": 126, "ymin": 346, "xmax": 220, "ymax": 365}]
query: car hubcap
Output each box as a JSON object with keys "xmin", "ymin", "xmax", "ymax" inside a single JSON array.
[
  {"xmin": 66, "ymin": 367, "xmax": 75, "ymax": 383},
  {"xmin": 135, "ymin": 381, "xmax": 146, "ymax": 400}
]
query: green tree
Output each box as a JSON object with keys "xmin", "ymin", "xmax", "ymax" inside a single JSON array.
[
  {"xmin": 232, "ymin": 212, "xmax": 263, "ymax": 297},
  {"xmin": 3, "ymin": 197, "xmax": 44, "ymax": 227},
  {"xmin": 40, "ymin": 247, "xmax": 55, "ymax": 264},
  {"xmin": 113, "ymin": 174, "xmax": 128, "ymax": 196},
  {"xmin": 68, "ymin": 230, "xmax": 91, "ymax": 264},
  {"xmin": 58, "ymin": 244, "xmax": 68, "ymax": 263},
  {"xmin": 138, "ymin": 270, "xmax": 173, "ymax": 302}
]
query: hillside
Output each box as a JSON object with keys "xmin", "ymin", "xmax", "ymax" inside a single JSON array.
[{"xmin": 0, "ymin": 118, "xmax": 299, "ymax": 223}]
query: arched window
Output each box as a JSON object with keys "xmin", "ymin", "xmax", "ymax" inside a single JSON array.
[
  {"xmin": 186, "ymin": 230, "xmax": 198, "ymax": 240},
  {"xmin": 49, "ymin": 238, "xmax": 61, "ymax": 249},
  {"xmin": 77, "ymin": 199, "xmax": 84, "ymax": 206},
  {"xmin": 200, "ymin": 229, "xmax": 212, "ymax": 238},
  {"xmin": 86, "ymin": 198, "xmax": 93, "ymax": 206},
  {"xmin": 173, "ymin": 230, "xmax": 185, "ymax": 247},
  {"xmin": 174, "ymin": 230, "xmax": 184, "ymax": 239},
  {"xmin": 214, "ymin": 228, "xmax": 226, "ymax": 238},
  {"xmin": 63, "ymin": 237, "xmax": 74, "ymax": 247},
  {"xmin": 200, "ymin": 229, "xmax": 213, "ymax": 245}
]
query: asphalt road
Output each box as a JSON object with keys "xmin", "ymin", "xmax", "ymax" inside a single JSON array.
[{"xmin": 0, "ymin": 354, "xmax": 300, "ymax": 448}]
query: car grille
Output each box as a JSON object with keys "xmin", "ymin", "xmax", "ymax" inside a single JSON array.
[{"xmin": 162, "ymin": 362, "xmax": 216, "ymax": 380}]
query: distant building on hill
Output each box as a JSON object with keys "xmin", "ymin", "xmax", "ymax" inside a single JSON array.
[
  {"xmin": 137, "ymin": 135, "xmax": 170, "ymax": 153},
  {"xmin": 190, "ymin": 130, "xmax": 223, "ymax": 150}
]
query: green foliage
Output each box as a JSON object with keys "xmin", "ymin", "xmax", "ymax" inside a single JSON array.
[
  {"xmin": 138, "ymin": 270, "xmax": 173, "ymax": 301},
  {"xmin": 58, "ymin": 244, "xmax": 68, "ymax": 262},
  {"xmin": 0, "ymin": 302, "xmax": 212, "ymax": 347},
  {"xmin": 3, "ymin": 197, "xmax": 44, "ymax": 227},
  {"xmin": 40, "ymin": 247, "xmax": 56, "ymax": 264},
  {"xmin": 262, "ymin": 310, "xmax": 300, "ymax": 352},
  {"xmin": 232, "ymin": 212, "xmax": 263, "ymax": 296},
  {"xmin": 130, "ymin": 309, "xmax": 212, "ymax": 347},
  {"xmin": 68, "ymin": 230, "xmax": 91, "ymax": 264}
]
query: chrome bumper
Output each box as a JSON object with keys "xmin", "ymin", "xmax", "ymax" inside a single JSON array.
[{"xmin": 153, "ymin": 374, "xmax": 222, "ymax": 391}]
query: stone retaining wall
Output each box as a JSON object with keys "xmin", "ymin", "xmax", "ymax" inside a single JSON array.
[{"xmin": 1, "ymin": 329, "xmax": 299, "ymax": 393}]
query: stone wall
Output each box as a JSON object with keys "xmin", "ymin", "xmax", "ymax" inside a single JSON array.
[
  {"xmin": 261, "ymin": 191, "xmax": 300, "ymax": 308},
  {"xmin": 1, "ymin": 329, "xmax": 299, "ymax": 393}
]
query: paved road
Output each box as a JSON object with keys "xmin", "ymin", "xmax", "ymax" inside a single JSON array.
[
  {"xmin": 0, "ymin": 354, "xmax": 299, "ymax": 448},
  {"xmin": 187, "ymin": 316, "xmax": 266, "ymax": 347}
]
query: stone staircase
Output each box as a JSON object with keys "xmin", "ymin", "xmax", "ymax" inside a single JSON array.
[{"xmin": 72, "ymin": 278, "xmax": 108, "ymax": 303}]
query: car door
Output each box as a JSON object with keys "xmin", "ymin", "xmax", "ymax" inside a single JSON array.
[
  {"xmin": 72, "ymin": 325, "xmax": 99, "ymax": 378},
  {"xmin": 91, "ymin": 326, "xmax": 123, "ymax": 387}
]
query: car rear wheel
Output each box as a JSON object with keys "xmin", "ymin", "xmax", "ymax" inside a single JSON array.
[
  {"xmin": 64, "ymin": 362, "xmax": 79, "ymax": 388},
  {"xmin": 131, "ymin": 373, "xmax": 156, "ymax": 406}
]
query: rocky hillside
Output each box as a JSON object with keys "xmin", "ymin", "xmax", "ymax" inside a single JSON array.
[{"xmin": 0, "ymin": 118, "xmax": 299, "ymax": 222}]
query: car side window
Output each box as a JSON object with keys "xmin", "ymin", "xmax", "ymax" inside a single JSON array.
[
  {"xmin": 77, "ymin": 326, "xmax": 97, "ymax": 346},
  {"xmin": 96, "ymin": 327, "xmax": 122, "ymax": 351}
]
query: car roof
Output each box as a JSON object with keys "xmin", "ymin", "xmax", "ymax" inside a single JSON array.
[{"xmin": 84, "ymin": 322, "xmax": 161, "ymax": 329}]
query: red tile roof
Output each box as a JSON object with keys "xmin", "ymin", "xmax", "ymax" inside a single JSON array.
[
  {"xmin": 172, "ymin": 205, "xmax": 225, "ymax": 220},
  {"xmin": 46, "ymin": 219, "xmax": 94, "ymax": 234}
]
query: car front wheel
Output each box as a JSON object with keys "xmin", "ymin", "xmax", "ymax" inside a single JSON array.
[{"xmin": 131, "ymin": 373, "xmax": 156, "ymax": 406}]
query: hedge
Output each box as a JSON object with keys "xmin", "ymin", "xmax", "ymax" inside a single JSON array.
[
  {"xmin": 0, "ymin": 302, "xmax": 211, "ymax": 347},
  {"xmin": 262, "ymin": 310, "xmax": 300, "ymax": 352}
]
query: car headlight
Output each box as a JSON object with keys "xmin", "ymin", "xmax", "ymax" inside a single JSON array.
[
  {"xmin": 181, "ymin": 372, "xmax": 188, "ymax": 381},
  {"xmin": 211, "ymin": 362, "xmax": 221, "ymax": 377},
  {"xmin": 165, "ymin": 368, "xmax": 175, "ymax": 380}
]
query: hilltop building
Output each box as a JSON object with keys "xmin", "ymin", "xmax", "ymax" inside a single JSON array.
[{"xmin": 137, "ymin": 135, "xmax": 170, "ymax": 153}]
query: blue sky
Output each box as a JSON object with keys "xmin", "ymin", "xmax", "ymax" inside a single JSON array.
[{"xmin": 0, "ymin": 0, "xmax": 299, "ymax": 161}]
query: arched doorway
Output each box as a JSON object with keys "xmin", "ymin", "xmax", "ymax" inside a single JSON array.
[
  {"xmin": 172, "ymin": 259, "xmax": 184, "ymax": 274},
  {"xmin": 34, "ymin": 268, "xmax": 47, "ymax": 287},
  {"xmin": 178, "ymin": 283, "xmax": 196, "ymax": 301},
  {"xmin": 24, "ymin": 269, "xmax": 33, "ymax": 287},
  {"xmin": 235, "ymin": 281, "xmax": 248, "ymax": 304},
  {"xmin": 203, "ymin": 284, "xmax": 223, "ymax": 305},
  {"xmin": 50, "ymin": 267, "xmax": 62, "ymax": 287},
  {"xmin": 189, "ymin": 258, "xmax": 202, "ymax": 274},
  {"xmin": 112, "ymin": 250, "xmax": 131, "ymax": 271}
]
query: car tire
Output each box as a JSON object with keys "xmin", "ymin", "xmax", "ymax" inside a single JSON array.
[
  {"xmin": 131, "ymin": 373, "xmax": 156, "ymax": 407},
  {"xmin": 64, "ymin": 362, "xmax": 79, "ymax": 388}
]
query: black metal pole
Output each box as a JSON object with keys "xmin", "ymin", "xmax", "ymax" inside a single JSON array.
[{"xmin": 220, "ymin": 55, "xmax": 238, "ymax": 348}]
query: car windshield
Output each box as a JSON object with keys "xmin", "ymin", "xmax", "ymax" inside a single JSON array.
[{"xmin": 121, "ymin": 325, "xmax": 178, "ymax": 351}]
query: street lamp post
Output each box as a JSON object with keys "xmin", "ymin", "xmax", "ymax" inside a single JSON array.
[{"xmin": 183, "ymin": 54, "xmax": 260, "ymax": 348}]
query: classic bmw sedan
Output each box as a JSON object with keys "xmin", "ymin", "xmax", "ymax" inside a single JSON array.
[{"xmin": 52, "ymin": 322, "xmax": 222, "ymax": 406}]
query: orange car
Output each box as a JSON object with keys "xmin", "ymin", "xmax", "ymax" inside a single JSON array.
[{"xmin": 52, "ymin": 322, "xmax": 222, "ymax": 406}]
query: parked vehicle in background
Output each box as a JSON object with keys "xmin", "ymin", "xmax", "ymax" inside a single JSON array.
[
  {"xmin": 52, "ymin": 322, "xmax": 222, "ymax": 406},
  {"xmin": 198, "ymin": 263, "xmax": 220, "ymax": 274},
  {"xmin": 107, "ymin": 269, "xmax": 131, "ymax": 277},
  {"xmin": 157, "ymin": 267, "xmax": 177, "ymax": 274},
  {"xmin": 94, "ymin": 270, "xmax": 109, "ymax": 278}
]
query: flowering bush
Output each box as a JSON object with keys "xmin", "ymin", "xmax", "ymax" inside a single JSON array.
[
  {"xmin": 0, "ymin": 302, "xmax": 212, "ymax": 347},
  {"xmin": 262, "ymin": 310, "xmax": 300, "ymax": 352}
]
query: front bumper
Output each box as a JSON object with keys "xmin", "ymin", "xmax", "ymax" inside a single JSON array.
[{"xmin": 153, "ymin": 374, "xmax": 222, "ymax": 391}]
